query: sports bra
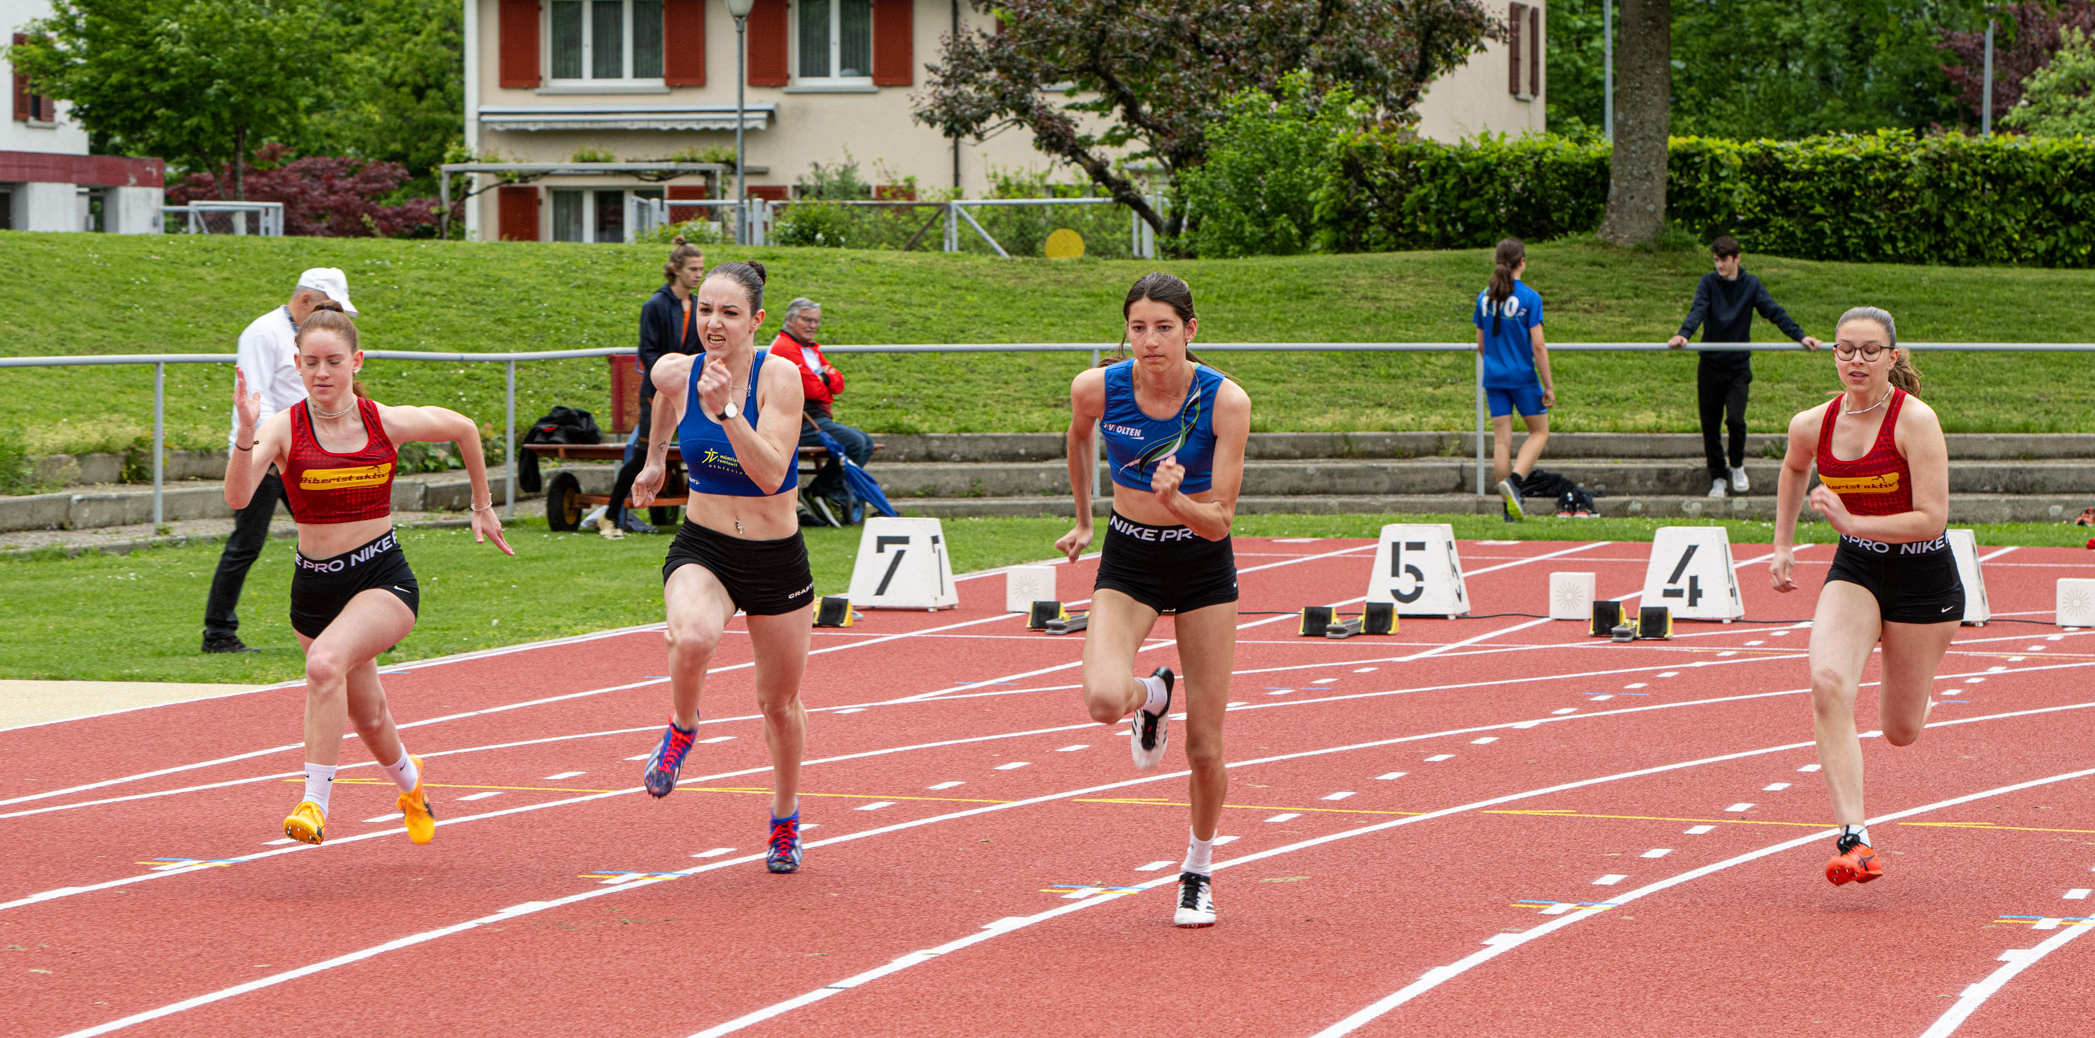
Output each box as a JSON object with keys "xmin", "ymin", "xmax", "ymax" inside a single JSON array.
[
  {"xmin": 1815, "ymin": 388, "xmax": 1914, "ymax": 517},
  {"xmin": 679, "ymin": 350, "xmax": 797, "ymax": 498},
  {"xmin": 283, "ymin": 397, "xmax": 397, "ymax": 524},
  {"xmin": 1100, "ymin": 359, "xmax": 1224, "ymax": 493}
]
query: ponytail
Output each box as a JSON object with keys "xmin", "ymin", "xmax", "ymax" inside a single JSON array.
[
  {"xmin": 1486, "ymin": 237, "xmax": 1525, "ymax": 336},
  {"xmin": 1888, "ymin": 350, "xmax": 1921, "ymax": 395}
]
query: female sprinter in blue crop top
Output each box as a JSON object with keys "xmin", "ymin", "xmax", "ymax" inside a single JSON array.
[
  {"xmin": 1056, "ymin": 272, "xmax": 1250, "ymax": 928},
  {"xmin": 630, "ymin": 260, "xmax": 815, "ymax": 874}
]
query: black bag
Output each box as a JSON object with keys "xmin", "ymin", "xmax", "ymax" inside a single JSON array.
[{"xmin": 516, "ymin": 406, "xmax": 602, "ymax": 493}]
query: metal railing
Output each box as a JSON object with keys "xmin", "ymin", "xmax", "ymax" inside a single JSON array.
[
  {"xmin": 638, "ymin": 196, "xmax": 1159, "ymax": 257},
  {"xmin": 161, "ymin": 201, "xmax": 286, "ymax": 237},
  {"xmin": 5, "ymin": 341, "xmax": 2091, "ymax": 524}
]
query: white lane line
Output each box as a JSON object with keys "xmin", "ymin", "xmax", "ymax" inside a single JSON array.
[
  {"xmin": 1055, "ymin": 745, "xmax": 1088, "ymax": 752},
  {"xmin": 2064, "ymin": 888, "xmax": 2091, "ymax": 900},
  {"xmin": 1593, "ymin": 874, "xmax": 1627, "ymax": 886},
  {"xmin": 1212, "ymin": 835, "xmax": 1239, "ymax": 845},
  {"xmin": 1918, "ymin": 906, "xmax": 2095, "ymax": 1036},
  {"xmin": 66, "ymin": 699, "xmax": 2090, "ymax": 1038},
  {"xmin": 700, "ymin": 736, "xmax": 735, "ymax": 744},
  {"xmin": 1311, "ymin": 763, "xmax": 2095, "ymax": 1038},
  {"xmin": 1471, "ymin": 737, "xmax": 1499, "ymax": 745},
  {"xmin": 855, "ymin": 802, "xmax": 895, "ymax": 812},
  {"xmin": 1134, "ymin": 861, "xmax": 1174, "ymax": 872},
  {"xmin": 543, "ymin": 771, "xmax": 584, "ymax": 780},
  {"xmin": 1426, "ymin": 754, "xmax": 1455, "ymax": 762},
  {"xmin": 457, "ymin": 792, "xmax": 501, "ymax": 802},
  {"xmin": 361, "ymin": 814, "xmax": 398, "ymax": 824},
  {"xmin": 1724, "ymin": 803, "xmax": 1756, "ymax": 813},
  {"xmin": 993, "ymin": 762, "xmax": 1030, "ymax": 771},
  {"xmin": 1375, "ymin": 772, "xmax": 1406, "ymax": 781},
  {"xmin": 1762, "ymin": 783, "xmax": 1790, "ymax": 791},
  {"xmin": 1323, "ymin": 792, "xmax": 1356, "ymax": 801},
  {"xmin": 1798, "ymin": 764, "xmax": 1821, "ymax": 772},
  {"xmin": 1267, "ymin": 813, "xmax": 1302, "ymax": 823},
  {"xmin": 1641, "ymin": 848, "xmax": 1672, "ymax": 858},
  {"xmin": 1684, "ymin": 825, "xmax": 1715, "ymax": 834},
  {"xmin": 927, "ymin": 781, "xmax": 964, "ymax": 790},
  {"xmin": 624, "ymin": 753, "xmax": 650, "ymax": 761}
]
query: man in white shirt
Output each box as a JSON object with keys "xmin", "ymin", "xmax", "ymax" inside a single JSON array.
[{"xmin": 201, "ymin": 268, "xmax": 358, "ymax": 653}]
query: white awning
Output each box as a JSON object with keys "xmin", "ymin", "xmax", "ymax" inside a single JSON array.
[{"xmin": 477, "ymin": 104, "xmax": 775, "ymax": 133}]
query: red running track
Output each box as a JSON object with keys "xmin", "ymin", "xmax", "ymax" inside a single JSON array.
[{"xmin": 4, "ymin": 537, "xmax": 2094, "ymax": 1038}]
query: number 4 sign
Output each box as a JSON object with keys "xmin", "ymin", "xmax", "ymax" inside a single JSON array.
[
  {"xmin": 847, "ymin": 517, "xmax": 958, "ymax": 610},
  {"xmin": 1639, "ymin": 527, "xmax": 1744, "ymax": 621},
  {"xmin": 1365, "ymin": 523, "xmax": 1471, "ymax": 617}
]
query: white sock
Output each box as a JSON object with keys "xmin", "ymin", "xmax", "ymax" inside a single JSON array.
[
  {"xmin": 302, "ymin": 763, "xmax": 337, "ymax": 813},
  {"xmin": 1140, "ymin": 675, "xmax": 1170, "ymax": 715},
  {"xmin": 1841, "ymin": 824, "xmax": 1871, "ymax": 846},
  {"xmin": 1182, "ymin": 828, "xmax": 1214, "ymax": 875},
  {"xmin": 381, "ymin": 752, "xmax": 420, "ymax": 794}
]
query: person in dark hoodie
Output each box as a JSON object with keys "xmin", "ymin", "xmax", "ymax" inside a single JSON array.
[
  {"xmin": 602, "ymin": 237, "xmax": 706, "ymax": 538},
  {"xmin": 1668, "ymin": 236, "xmax": 1822, "ymax": 498}
]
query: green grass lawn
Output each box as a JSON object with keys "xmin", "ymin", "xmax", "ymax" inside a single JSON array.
[
  {"xmin": 4, "ymin": 513, "xmax": 2082, "ymax": 684},
  {"xmin": 5, "ymin": 232, "xmax": 2095, "ymax": 459}
]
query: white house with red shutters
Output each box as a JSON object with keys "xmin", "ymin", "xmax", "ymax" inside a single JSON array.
[
  {"xmin": 3, "ymin": 0, "xmax": 163, "ymax": 232},
  {"xmin": 463, "ymin": 0, "xmax": 1545, "ymax": 243}
]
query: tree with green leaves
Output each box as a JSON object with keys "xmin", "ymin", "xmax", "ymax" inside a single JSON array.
[
  {"xmin": 8, "ymin": 0, "xmax": 336, "ymax": 199},
  {"xmin": 306, "ymin": 0, "xmax": 465, "ymax": 198},
  {"xmin": 2004, "ymin": 27, "xmax": 2095, "ymax": 135},
  {"xmin": 913, "ymin": 0, "xmax": 1499, "ymax": 241}
]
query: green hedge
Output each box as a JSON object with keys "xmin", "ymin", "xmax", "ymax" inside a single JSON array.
[{"xmin": 1319, "ymin": 130, "xmax": 2095, "ymax": 267}]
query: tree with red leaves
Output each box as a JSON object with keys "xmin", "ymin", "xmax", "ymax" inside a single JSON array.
[
  {"xmin": 1940, "ymin": 1, "xmax": 2095, "ymax": 122},
  {"xmin": 166, "ymin": 144, "xmax": 452, "ymax": 237}
]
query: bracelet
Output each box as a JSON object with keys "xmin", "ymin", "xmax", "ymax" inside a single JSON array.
[
  {"xmin": 234, "ymin": 441, "xmax": 256, "ymax": 451},
  {"xmin": 469, "ymin": 501, "xmax": 493, "ymax": 513}
]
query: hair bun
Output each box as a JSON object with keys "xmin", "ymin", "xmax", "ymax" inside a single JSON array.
[
  {"xmin": 746, "ymin": 260, "xmax": 767, "ymax": 283},
  {"xmin": 672, "ymin": 235, "xmax": 688, "ymax": 246}
]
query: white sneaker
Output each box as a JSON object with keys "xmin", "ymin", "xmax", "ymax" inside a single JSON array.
[
  {"xmin": 1129, "ymin": 667, "xmax": 1173, "ymax": 771},
  {"xmin": 1708, "ymin": 478, "xmax": 1727, "ymax": 498},
  {"xmin": 597, "ymin": 517, "xmax": 626, "ymax": 540},
  {"xmin": 1730, "ymin": 466, "xmax": 1750, "ymax": 493},
  {"xmin": 1174, "ymin": 871, "xmax": 1216, "ymax": 927}
]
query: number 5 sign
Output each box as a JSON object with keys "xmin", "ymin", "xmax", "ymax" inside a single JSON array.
[
  {"xmin": 1639, "ymin": 527, "xmax": 1744, "ymax": 621},
  {"xmin": 847, "ymin": 517, "xmax": 958, "ymax": 610},
  {"xmin": 1365, "ymin": 523, "xmax": 1471, "ymax": 617}
]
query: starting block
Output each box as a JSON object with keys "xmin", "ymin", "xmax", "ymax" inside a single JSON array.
[
  {"xmin": 812, "ymin": 596, "xmax": 855, "ymax": 628},
  {"xmin": 1045, "ymin": 612, "xmax": 1088, "ymax": 636},
  {"xmin": 2058, "ymin": 578, "xmax": 2095, "ymax": 628},
  {"xmin": 1589, "ymin": 600, "xmax": 1624, "ymax": 638},
  {"xmin": 1639, "ymin": 527, "xmax": 1744, "ymax": 622},
  {"xmin": 846, "ymin": 517, "xmax": 957, "ymax": 610},
  {"xmin": 1637, "ymin": 605, "xmax": 1673, "ymax": 640},
  {"xmin": 1028, "ymin": 600, "xmax": 1068, "ymax": 630},
  {"xmin": 1298, "ymin": 603, "xmax": 1397, "ymax": 639}
]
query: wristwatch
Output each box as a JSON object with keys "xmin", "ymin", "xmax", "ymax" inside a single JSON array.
[{"xmin": 716, "ymin": 400, "xmax": 740, "ymax": 422}]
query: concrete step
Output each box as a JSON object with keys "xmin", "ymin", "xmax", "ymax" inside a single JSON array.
[{"xmin": 847, "ymin": 431, "xmax": 2095, "ymax": 463}]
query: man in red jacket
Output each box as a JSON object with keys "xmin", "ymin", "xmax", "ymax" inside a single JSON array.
[{"xmin": 770, "ymin": 297, "xmax": 874, "ymax": 525}]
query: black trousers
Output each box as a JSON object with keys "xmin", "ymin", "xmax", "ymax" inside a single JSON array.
[
  {"xmin": 203, "ymin": 469, "xmax": 289, "ymax": 639},
  {"xmin": 1697, "ymin": 365, "xmax": 1752, "ymax": 480}
]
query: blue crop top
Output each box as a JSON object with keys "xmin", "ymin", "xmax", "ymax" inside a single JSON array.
[
  {"xmin": 679, "ymin": 350, "xmax": 797, "ymax": 498},
  {"xmin": 1099, "ymin": 359, "xmax": 1225, "ymax": 493}
]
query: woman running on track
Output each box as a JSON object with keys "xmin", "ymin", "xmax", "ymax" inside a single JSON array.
[
  {"xmin": 1770, "ymin": 305, "xmax": 1960, "ymax": 886},
  {"xmin": 630, "ymin": 261, "xmax": 816, "ymax": 874},
  {"xmin": 1474, "ymin": 237, "xmax": 1554, "ymax": 521},
  {"xmin": 1057, "ymin": 272, "xmax": 1251, "ymax": 927},
  {"xmin": 225, "ymin": 308, "xmax": 513, "ymax": 846}
]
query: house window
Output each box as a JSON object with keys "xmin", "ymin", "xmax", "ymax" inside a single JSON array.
[
  {"xmin": 548, "ymin": 0, "xmax": 664, "ymax": 82},
  {"xmin": 797, "ymin": 0, "xmax": 872, "ymax": 81},
  {"xmin": 550, "ymin": 188, "xmax": 664, "ymax": 243}
]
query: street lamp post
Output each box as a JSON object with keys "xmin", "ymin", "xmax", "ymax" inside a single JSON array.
[{"xmin": 726, "ymin": 0, "xmax": 755, "ymax": 244}]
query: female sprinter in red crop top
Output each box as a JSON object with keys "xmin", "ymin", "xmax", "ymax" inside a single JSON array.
[
  {"xmin": 630, "ymin": 261, "xmax": 818, "ymax": 874},
  {"xmin": 225, "ymin": 308, "xmax": 512, "ymax": 848},
  {"xmin": 1771, "ymin": 305, "xmax": 1960, "ymax": 887}
]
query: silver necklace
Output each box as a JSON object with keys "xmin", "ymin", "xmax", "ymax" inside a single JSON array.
[
  {"xmin": 310, "ymin": 399, "xmax": 356, "ymax": 419},
  {"xmin": 1843, "ymin": 387, "xmax": 1890, "ymax": 416}
]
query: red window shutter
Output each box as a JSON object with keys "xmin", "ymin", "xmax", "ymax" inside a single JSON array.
[
  {"xmin": 12, "ymin": 33, "xmax": 30, "ymax": 122},
  {"xmin": 36, "ymin": 93, "xmax": 55, "ymax": 123},
  {"xmin": 747, "ymin": 185, "xmax": 789, "ymax": 201},
  {"xmin": 667, "ymin": 183, "xmax": 710, "ymax": 221},
  {"xmin": 747, "ymin": 0, "xmax": 789, "ymax": 86},
  {"xmin": 1508, "ymin": 3, "xmax": 1524, "ymax": 96},
  {"xmin": 1529, "ymin": 6, "xmax": 1540, "ymax": 98},
  {"xmin": 662, "ymin": 0, "xmax": 706, "ymax": 86},
  {"xmin": 498, "ymin": 0, "xmax": 542, "ymax": 89},
  {"xmin": 498, "ymin": 186, "xmax": 540, "ymax": 241},
  {"xmin": 870, "ymin": 0, "xmax": 914, "ymax": 86}
]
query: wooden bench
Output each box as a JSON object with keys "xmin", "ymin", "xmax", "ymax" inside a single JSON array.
[{"xmin": 524, "ymin": 441, "xmax": 878, "ymax": 531}]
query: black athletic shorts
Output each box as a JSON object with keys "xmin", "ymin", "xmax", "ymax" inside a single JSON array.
[
  {"xmin": 289, "ymin": 529, "xmax": 420, "ymax": 639},
  {"xmin": 1093, "ymin": 511, "xmax": 1238, "ymax": 615},
  {"xmin": 663, "ymin": 520, "xmax": 815, "ymax": 616},
  {"xmin": 1825, "ymin": 532, "xmax": 1965, "ymax": 624}
]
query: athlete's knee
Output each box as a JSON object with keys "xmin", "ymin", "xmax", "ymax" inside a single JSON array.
[
  {"xmin": 304, "ymin": 650, "xmax": 350, "ymax": 692},
  {"xmin": 1882, "ymin": 718, "xmax": 1924, "ymax": 747},
  {"xmin": 755, "ymin": 691, "xmax": 803, "ymax": 726},
  {"xmin": 664, "ymin": 616, "xmax": 724, "ymax": 664},
  {"xmin": 1809, "ymin": 665, "xmax": 1854, "ymax": 711},
  {"xmin": 1082, "ymin": 682, "xmax": 1129, "ymax": 725},
  {"xmin": 1183, "ymin": 733, "xmax": 1226, "ymax": 773}
]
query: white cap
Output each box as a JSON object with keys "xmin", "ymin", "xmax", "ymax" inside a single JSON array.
[{"xmin": 297, "ymin": 267, "xmax": 358, "ymax": 317}]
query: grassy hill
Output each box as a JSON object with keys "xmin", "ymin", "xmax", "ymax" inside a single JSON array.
[{"xmin": 4, "ymin": 231, "xmax": 2094, "ymax": 459}]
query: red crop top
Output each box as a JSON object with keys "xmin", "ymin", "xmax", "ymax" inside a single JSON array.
[
  {"xmin": 283, "ymin": 397, "xmax": 398, "ymax": 524},
  {"xmin": 1815, "ymin": 387, "xmax": 1913, "ymax": 517}
]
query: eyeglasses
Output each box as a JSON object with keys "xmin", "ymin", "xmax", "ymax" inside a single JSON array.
[{"xmin": 1833, "ymin": 344, "xmax": 1889, "ymax": 361}]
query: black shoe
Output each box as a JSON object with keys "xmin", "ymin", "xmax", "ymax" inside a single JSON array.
[{"xmin": 202, "ymin": 634, "xmax": 257, "ymax": 654}]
